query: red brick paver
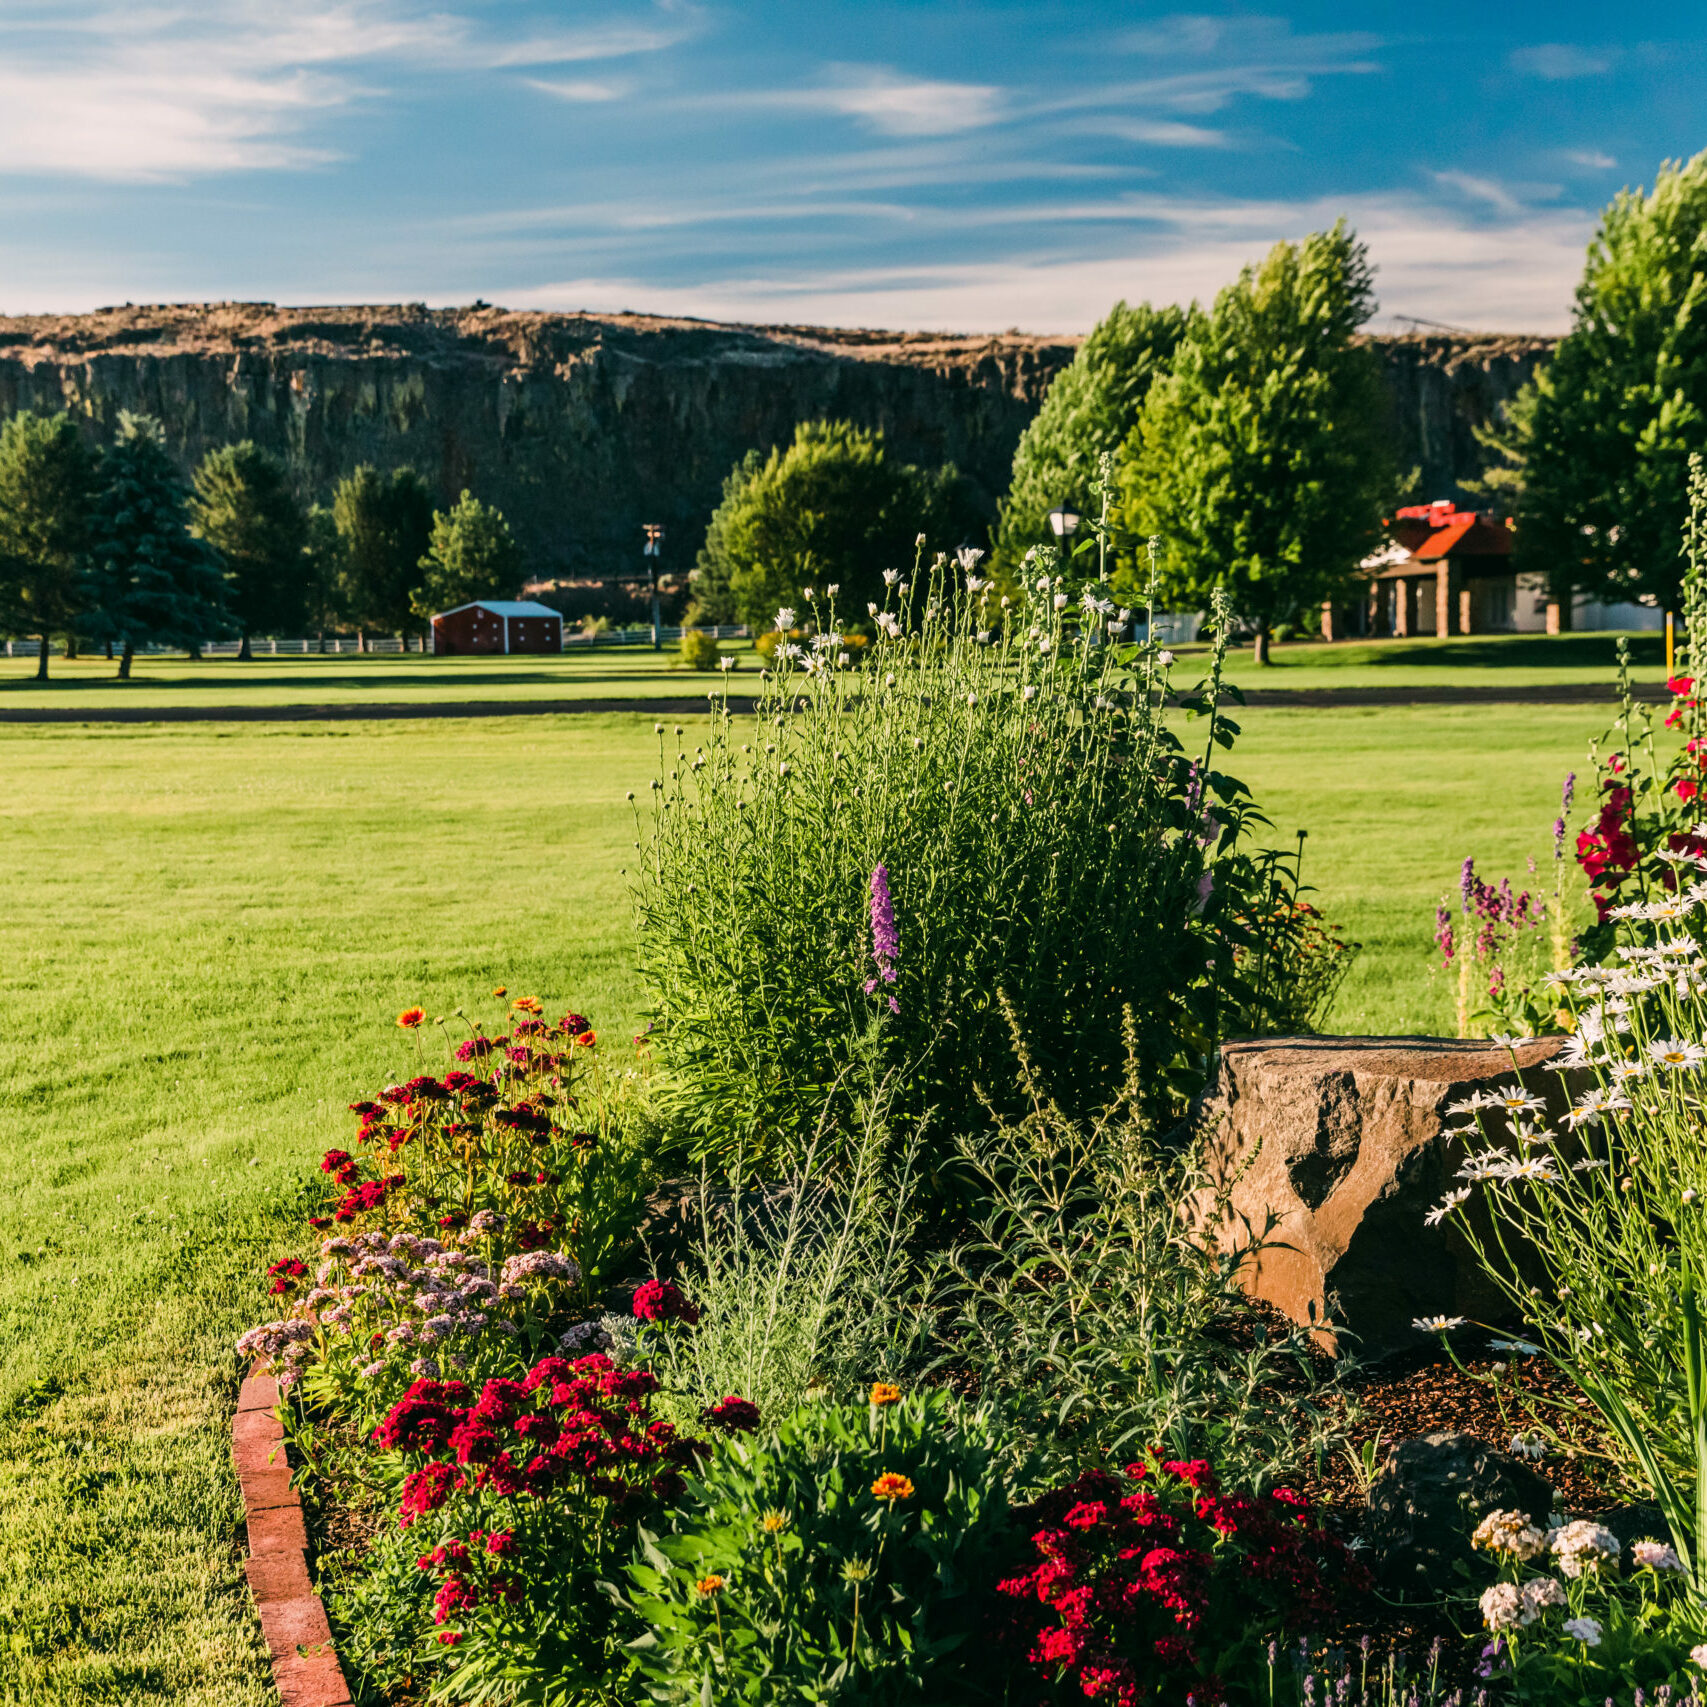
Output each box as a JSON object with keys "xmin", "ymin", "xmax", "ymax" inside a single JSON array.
[{"xmin": 232, "ymin": 1369, "xmax": 354, "ymax": 1707}]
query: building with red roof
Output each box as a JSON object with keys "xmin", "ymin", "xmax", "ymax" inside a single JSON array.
[{"xmin": 1322, "ymin": 501, "xmax": 1661, "ymax": 640}]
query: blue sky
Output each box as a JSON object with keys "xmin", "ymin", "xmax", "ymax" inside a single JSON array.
[{"xmin": 0, "ymin": 1, "xmax": 1699, "ymax": 333}]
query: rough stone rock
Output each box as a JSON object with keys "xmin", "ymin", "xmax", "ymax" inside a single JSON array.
[
  {"xmin": 1366, "ymin": 1432, "xmax": 1557, "ymax": 1598},
  {"xmin": 1191, "ymin": 1035, "xmax": 1579, "ymax": 1354}
]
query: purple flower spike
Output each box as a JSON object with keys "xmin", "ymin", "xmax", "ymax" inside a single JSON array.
[{"xmin": 869, "ymin": 865, "xmax": 899, "ymax": 1004}]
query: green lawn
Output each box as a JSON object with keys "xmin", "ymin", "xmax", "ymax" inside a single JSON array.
[
  {"xmin": 0, "ymin": 698, "xmax": 1626, "ymax": 1701},
  {"xmin": 0, "ymin": 644, "xmax": 762, "ymax": 712},
  {"xmin": 0, "ymin": 629, "xmax": 1669, "ymax": 715},
  {"xmin": 1212, "ymin": 628, "xmax": 1669, "ymax": 692}
]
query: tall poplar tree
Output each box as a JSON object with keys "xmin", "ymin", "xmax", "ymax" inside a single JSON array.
[
  {"xmin": 85, "ymin": 413, "xmax": 230, "ymax": 677},
  {"xmin": 0, "ymin": 410, "xmax": 98, "ymax": 680},
  {"xmin": 1121, "ymin": 222, "xmax": 1394, "ymax": 663},
  {"xmin": 1489, "ymin": 152, "xmax": 1707, "ymax": 612},
  {"xmin": 993, "ymin": 301, "xmax": 1186, "ymax": 577}
]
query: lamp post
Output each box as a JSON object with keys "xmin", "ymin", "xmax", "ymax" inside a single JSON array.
[
  {"xmin": 1046, "ymin": 506, "xmax": 1081, "ymax": 561},
  {"xmin": 642, "ymin": 523, "xmax": 664, "ymax": 650}
]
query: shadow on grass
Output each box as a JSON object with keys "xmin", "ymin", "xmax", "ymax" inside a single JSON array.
[
  {"xmin": 0, "ymin": 661, "xmax": 695, "ymax": 695},
  {"xmin": 1246, "ymin": 633, "xmax": 1665, "ymax": 673}
]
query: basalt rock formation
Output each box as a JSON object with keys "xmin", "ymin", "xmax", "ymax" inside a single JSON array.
[{"xmin": 0, "ymin": 304, "xmax": 1552, "ymax": 582}]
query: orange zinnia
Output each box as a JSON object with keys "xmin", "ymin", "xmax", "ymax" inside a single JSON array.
[
  {"xmin": 396, "ymin": 1007, "xmax": 427, "ymax": 1029},
  {"xmin": 492, "ymin": 986, "xmax": 507, "ymax": 998},
  {"xmin": 871, "ymin": 1472, "xmax": 914, "ymax": 1503},
  {"xmin": 573, "ymin": 1029, "xmax": 597, "ymax": 1048},
  {"xmin": 869, "ymin": 1383, "xmax": 902, "ymax": 1407},
  {"xmin": 511, "ymin": 995, "xmax": 543, "ymax": 1015},
  {"xmin": 695, "ymin": 1574, "xmax": 725, "ymax": 1596}
]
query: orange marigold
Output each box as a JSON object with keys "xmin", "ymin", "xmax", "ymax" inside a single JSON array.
[
  {"xmin": 396, "ymin": 1007, "xmax": 427, "ymax": 1029},
  {"xmin": 511, "ymin": 996, "xmax": 543, "ymax": 1015},
  {"xmin": 695, "ymin": 1574, "xmax": 725, "ymax": 1596},
  {"xmin": 871, "ymin": 1472, "xmax": 914, "ymax": 1503},
  {"xmin": 492, "ymin": 986, "xmax": 507, "ymax": 998},
  {"xmin": 869, "ymin": 1383, "xmax": 902, "ymax": 1407}
]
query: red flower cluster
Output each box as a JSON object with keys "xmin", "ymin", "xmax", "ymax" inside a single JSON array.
[
  {"xmin": 265, "ymin": 1257, "xmax": 308, "ymax": 1296},
  {"xmin": 376, "ymin": 1354, "xmax": 708, "ymax": 1529},
  {"xmin": 332, "ymin": 1173, "xmax": 406, "ymax": 1223},
  {"xmin": 632, "ymin": 1278, "xmax": 701, "ymax": 1325},
  {"xmin": 1577, "ymin": 782, "xmax": 1640, "ymax": 919},
  {"xmin": 701, "ymin": 1395, "xmax": 762, "ymax": 1434},
  {"xmin": 996, "ymin": 1460, "xmax": 1365, "ymax": 1707}
]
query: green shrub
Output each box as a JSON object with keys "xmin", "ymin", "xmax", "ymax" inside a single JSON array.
[
  {"xmin": 624, "ymin": 1387, "xmax": 1029, "ymax": 1704},
  {"xmin": 677, "ymin": 628, "xmax": 723, "ymax": 671},
  {"xmin": 633, "ymin": 527, "xmax": 1279, "ymax": 1178},
  {"xmin": 939, "ymin": 1010, "xmax": 1348, "ymax": 1491}
]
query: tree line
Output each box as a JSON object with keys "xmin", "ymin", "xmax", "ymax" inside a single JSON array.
[
  {"xmin": 697, "ymin": 150, "xmax": 1707, "ymax": 660},
  {"xmin": 0, "ymin": 411, "xmax": 523, "ymax": 677}
]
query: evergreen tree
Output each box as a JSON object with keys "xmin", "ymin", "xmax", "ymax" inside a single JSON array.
[
  {"xmin": 302, "ymin": 503, "xmax": 345, "ymax": 645},
  {"xmin": 190, "ymin": 441, "xmax": 307, "ymax": 659},
  {"xmin": 85, "ymin": 413, "xmax": 230, "ymax": 677},
  {"xmin": 0, "ymin": 410, "xmax": 98, "ymax": 680},
  {"xmin": 409, "ymin": 491, "xmax": 521, "ymax": 619},
  {"xmin": 1121, "ymin": 222, "xmax": 1394, "ymax": 664},
  {"xmin": 1486, "ymin": 152, "xmax": 1707, "ymax": 612},
  {"xmin": 695, "ymin": 421, "xmax": 971, "ymax": 632},
  {"xmin": 993, "ymin": 301, "xmax": 1187, "ymax": 578},
  {"xmin": 331, "ymin": 465, "xmax": 435, "ymax": 646}
]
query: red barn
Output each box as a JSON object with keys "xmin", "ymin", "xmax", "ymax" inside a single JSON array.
[{"xmin": 432, "ymin": 600, "xmax": 563, "ymax": 655}]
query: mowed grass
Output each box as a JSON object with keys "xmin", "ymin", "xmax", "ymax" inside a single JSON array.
[
  {"xmin": 0, "ymin": 699, "xmax": 1625, "ymax": 1701},
  {"xmin": 0, "ymin": 644, "xmax": 761, "ymax": 712},
  {"xmin": 0, "ymin": 629, "xmax": 1667, "ymax": 714}
]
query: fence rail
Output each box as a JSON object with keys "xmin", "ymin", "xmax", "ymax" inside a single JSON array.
[{"xmin": 3, "ymin": 624, "xmax": 751, "ymax": 659}]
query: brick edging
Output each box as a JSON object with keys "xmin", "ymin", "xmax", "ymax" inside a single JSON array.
[{"xmin": 233, "ymin": 1370, "xmax": 355, "ymax": 1707}]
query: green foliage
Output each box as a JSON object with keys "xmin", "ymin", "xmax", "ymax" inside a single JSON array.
[
  {"xmin": 84, "ymin": 414, "xmax": 231, "ymax": 669},
  {"xmin": 410, "ymin": 489, "xmax": 522, "ymax": 621},
  {"xmin": 692, "ymin": 422, "xmax": 972, "ymax": 631},
  {"xmin": 625, "ymin": 1388, "xmax": 1029, "ymax": 1705},
  {"xmin": 993, "ymin": 300, "xmax": 1186, "ymax": 578},
  {"xmin": 1121, "ymin": 223, "xmax": 1395, "ymax": 657},
  {"xmin": 634, "ymin": 546, "xmax": 1271, "ymax": 1180},
  {"xmin": 937, "ymin": 1011, "xmax": 1347, "ymax": 1491},
  {"xmin": 331, "ymin": 464, "xmax": 436, "ymax": 635},
  {"xmin": 649, "ymin": 1102, "xmax": 926, "ymax": 1425},
  {"xmin": 0, "ymin": 409, "xmax": 98, "ymax": 664},
  {"xmin": 675, "ymin": 627, "xmax": 723, "ymax": 671},
  {"xmin": 1492, "ymin": 151, "xmax": 1707, "ymax": 610},
  {"xmin": 189, "ymin": 441, "xmax": 307, "ymax": 645}
]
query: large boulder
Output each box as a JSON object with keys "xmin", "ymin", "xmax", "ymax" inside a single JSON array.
[
  {"xmin": 1366, "ymin": 1432, "xmax": 1557, "ymax": 1598},
  {"xmin": 1191, "ymin": 1035, "xmax": 1578, "ymax": 1354}
]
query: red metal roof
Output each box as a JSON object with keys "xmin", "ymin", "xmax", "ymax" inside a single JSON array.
[{"xmin": 1410, "ymin": 515, "xmax": 1513, "ymax": 560}]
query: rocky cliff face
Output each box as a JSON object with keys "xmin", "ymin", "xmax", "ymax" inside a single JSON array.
[{"xmin": 0, "ymin": 304, "xmax": 1553, "ymax": 581}]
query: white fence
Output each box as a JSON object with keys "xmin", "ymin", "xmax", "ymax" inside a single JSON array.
[{"xmin": 3, "ymin": 624, "xmax": 749, "ymax": 658}]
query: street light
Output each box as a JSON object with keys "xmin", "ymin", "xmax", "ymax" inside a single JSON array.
[
  {"xmin": 1046, "ymin": 507, "xmax": 1081, "ymax": 555},
  {"xmin": 641, "ymin": 523, "xmax": 664, "ymax": 651}
]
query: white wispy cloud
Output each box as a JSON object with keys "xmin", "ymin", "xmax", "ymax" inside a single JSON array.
[
  {"xmin": 717, "ymin": 67, "xmax": 1005, "ymax": 137},
  {"xmin": 1562, "ymin": 148, "xmax": 1617, "ymax": 169},
  {"xmin": 1510, "ymin": 43, "xmax": 1615, "ymax": 80},
  {"xmin": 498, "ymin": 194, "xmax": 1591, "ymax": 336},
  {"xmin": 526, "ymin": 78, "xmax": 634, "ymax": 103},
  {"xmin": 0, "ymin": 0, "xmax": 699, "ymax": 180}
]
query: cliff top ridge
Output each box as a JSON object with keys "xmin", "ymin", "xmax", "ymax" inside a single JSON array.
[{"xmin": 0, "ymin": 301, "xmax": 1556, "ymax": 371}]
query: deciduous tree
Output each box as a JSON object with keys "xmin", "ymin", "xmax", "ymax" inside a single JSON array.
[
  {"xmin": 1121, "ymin": 222, "xmax": 1394, "ymax": 664},
  {"xmin": 694, "ymin": 421, "xmax": 972, "ymax": 631},
  {"xmin": 410, "ymin": 491, "xmax": 521, "ymax": 620}
]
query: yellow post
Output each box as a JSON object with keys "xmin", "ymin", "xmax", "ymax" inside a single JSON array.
[{"xmin": 1668, "ymin": 611, "xmax": 1676, "ymax": 678}]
